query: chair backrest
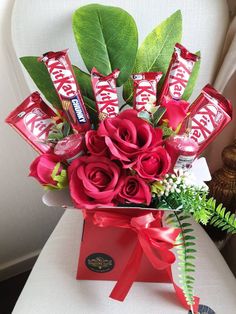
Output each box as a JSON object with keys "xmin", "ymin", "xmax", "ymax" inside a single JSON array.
[{"xmin": 12, "ymin": 0, "xmax": 229, "ymax": 100}]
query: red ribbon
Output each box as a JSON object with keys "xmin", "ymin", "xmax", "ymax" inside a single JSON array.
[{"xmin": 84, "ymin": 210, "xmax": 199, "ymax": 312}]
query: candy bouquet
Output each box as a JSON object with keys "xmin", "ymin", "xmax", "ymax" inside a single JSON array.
[{"xmin": 6, "ymin": 4, "xmax": 236, "ymax": 313}]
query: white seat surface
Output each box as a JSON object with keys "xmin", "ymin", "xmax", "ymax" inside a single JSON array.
[{"xmin": 13, "ymin": 210, "xmax": 236, "ymax": 314}]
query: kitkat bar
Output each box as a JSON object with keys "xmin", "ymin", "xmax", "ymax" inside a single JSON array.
[
  {"xmin": 159, "ymin": 43, "xmax": 200, "ymax": 104},
  {"xmin": 39, "ymin": 50, "xmax": 90, "ymax": 133},
  {"xmin": 91, "ymin": 67, "xmax": 120, "ymax": 120},
  {"xmin": 180, "ymin": 84, "xmax": 232, "ymax": 156},
  {"xmin": 5, "ymin": 92, "xmax": 57, "ymax": 154},
  {"xmin": 131, "ymin": 72, "xmax": 162, "ymax": 114}
]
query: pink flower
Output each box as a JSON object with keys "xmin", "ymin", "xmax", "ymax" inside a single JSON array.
[
  {"xmin": 118, "ymin": 175, "xmax": 151, "ymax": 205},
  {"xmin": 85, "ymin": 130, "xmax": 109, "ymax": 156},
  {"xmin": 134, "ymin": 147, "xmax": 171, "ymax": 181},
  {"xmin": 161, "ymin": 98, "xmax": 190, "ymax": 130},
  {"xmin": 68, "ymin": 155, "xmax": 124, "ymax": 209},
  {"xmin": 98, "ymin": 109, "xmax": 163, "ymax": 165},
  {"xmin": 29, "ymin": 154, "xmax": 63, "ymax": 187}
]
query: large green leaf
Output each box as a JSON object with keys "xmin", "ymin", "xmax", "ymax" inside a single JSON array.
[
  {"xmin": 20, "ymin": 56, "xmax": 62, "ymax": 109},
  {"xmin": 72, "ymin": 4, "xmax": 138, "ymax": 86},
  {"xmin": 182, "ymin": 51, "xmax": 201, "ymax": 101},
  {"xmin": 123, "ymin": 10, "xmax": 182, "ymax": 104}
]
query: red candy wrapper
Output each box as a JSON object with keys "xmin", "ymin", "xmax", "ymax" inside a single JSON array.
[
  {"xmin": 91, "ymin": 67, "xmax": 120, "ymax": 120},
  {"xmin": 39, "ymin": 50, "xmax": 90, "ymax": 133},
  {"xmin": 5, "ymin": 92, "xmax": 57, "ymax": 154},
  {"xmin": 159, "ymin": 43, "xmax": 199, "ymax": 103},
  {"xmin": 180, "ymin": 84, "xmax": 232, "ymax": 156},
  {"xmin": 54, "ymin": 133, "xmax": 85, "ymax": 163},
  {"xmin": 132, "ymin": 72, "xmax": 162, "ymax": 114}
]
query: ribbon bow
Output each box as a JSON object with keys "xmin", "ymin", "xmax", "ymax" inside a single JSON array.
[
  {"xmin": 84, "ymin": 209, "xmax": 199, "ymax": 312},
  {"xmin": 92, "ymin": 211, "xmax": 179, "ymax": 300}
]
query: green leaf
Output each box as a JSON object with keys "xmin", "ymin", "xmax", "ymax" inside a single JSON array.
[
  {"xmin": 72, "ymin": 65, "xmax": 94, "ymax": 101},
  {"xmin": 63, "ymin": 122, "xmax": 71, "ymax": 137},
  {"xmin": 83, "ymin": 96, "xmax": 98, "ymax": 126},
  {"xmin": 182, "ymin": 51, "xmax": 201, "ymax": 100},
  {"xmin": 123, "ymin": 10, "xmax": 182, "ymax": 103},
  {"xmin": 73, "ymin": 4, "xmax": 138, "ymax": 86},
  {"xmin": 152, "ymin": 107, "xmax": 166, "ymax": 127},
  {"xmin": 20, "ymin": 56, "xmax": 61, "ymax": 109}
]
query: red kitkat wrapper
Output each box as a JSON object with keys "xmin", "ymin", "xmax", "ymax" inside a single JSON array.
[
  {"xmin": 5, "ymin": 92, "xmax": 57, "ymax": 154},
  {"xmin": 132, "ymin": 72, "xmax": 162, "ymax": 114},
  {"xmin": 91, "ymin": 67, "xmax": 120, "ymax": 120},
  {"xmin": 39, "ymin": 50, "xmax": 90, "ymax": 133},
  {"xmin": 159, "ymin": 43, "xmax": 199, "ymax": 103},
  {"xmin": 180, "ymin": 84, "xmax": 232, "ymax": 156}
]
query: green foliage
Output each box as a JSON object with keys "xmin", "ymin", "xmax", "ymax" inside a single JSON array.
[
  {"xmin": 47, "ymin": 121, "xmax": 71, "ymax": 143},
  {"xmin": 152, "ymin": 107, "xmax": 166, "ymax": 127},
  {"xmin": 182, "ymin": 51, "xmax": 201, "ymax": 101},
  {"xmin": 44, "ymin": 163, "xmax": 68, "ymax": 190},
  {"xmin": 209, "ymin": 202, "xmax": 236, "ymax": 234},
  {"xmin": 72, "ymin": 65, "xmax": 95, "ymax": 101},
  {"xmin": 165, "ymin": 212, "xmax": 196, "ymax": 307},
  {"xmin": 72, "ymin": 4, "xmax": 138, "ymax": 86},
  {"xmin": 123, "ymin": 10, "xmax": 182, "ymax": 104},
  {"xmin": 20, "ymin": 56, "xmax": 61, "ymax": 109}
]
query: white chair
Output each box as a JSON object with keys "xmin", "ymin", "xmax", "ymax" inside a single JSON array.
[{"xmin": 12, "ymin": 1, "xmax": 236, "ymax": 313}]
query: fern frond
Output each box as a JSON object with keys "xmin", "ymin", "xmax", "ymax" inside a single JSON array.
[
  {"xmin": 165, "ymin": 212, "xmax": 196, "ymax": 307},
  {"xmin": 208, "ymin": 203, "xmax": 236, "ymax": 234}
]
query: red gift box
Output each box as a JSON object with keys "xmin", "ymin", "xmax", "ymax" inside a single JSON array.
[
  {"xmin": 77, "ymin": 208, "xmax": 171, "ymax": 283},
  {"xmin": 76, "ymin": 206, "xmax": 185, "ymax": 303}
]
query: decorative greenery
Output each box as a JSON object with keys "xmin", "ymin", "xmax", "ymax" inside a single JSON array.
[
  {"xmin": 123, "ymin": 10, "xmax": 182, "ymax": 104},
  {"xmin": 47, "ymin": 121, "xmax": 71, "ymax": 143},
  {"xmin": 165, "ymin": 212, "xmax": 196, "ymax": 308},
  {"xmin": 45, "ymin": 162, "xmax": 68, "ymax": 190},
  {"xmin": 72, "ymin": 4, "xmax": 138, "ymax": 86},
  {"xmin": 20, "ymin": 56, "xmax": 62, "ymax": 109},
  {"xmin": 182, "ymin": 51, "xmax": 201, "ymax": 101},
  {"xmin": 208, "ymin": 202, "xmax": 236, "ymax": 234},
  {"xmin": 154, "ymin": 171, "xmax": 236, "ymax": 310}
]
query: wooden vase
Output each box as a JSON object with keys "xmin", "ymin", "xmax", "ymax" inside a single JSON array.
[{"xmin": 206, "ymin": 141, "xmax": 236, "ymax": 241}]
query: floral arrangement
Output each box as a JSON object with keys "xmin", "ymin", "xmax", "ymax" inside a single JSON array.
[{"xmin": 6, "ymin": 4, "xmax": 236, "ymax": 313}]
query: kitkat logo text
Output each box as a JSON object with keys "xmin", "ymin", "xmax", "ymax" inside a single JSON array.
[
  {"xmin": 95, "ymin": 81, "xmax": 119, "ymax": 118},
  {"xmin": 169, "ymin": 58, "xmax": 194, "ymax": 100},
  {"xmin": 24, "ymin": 108, "xmax": 54, "ymax": 140},
  {"xmin": 47, "ymin": 59, "xmax": 77, "ymax": 98},
  {"xmin": 190, "ymin": 104, "xmax": 224, "ymax": 144}
]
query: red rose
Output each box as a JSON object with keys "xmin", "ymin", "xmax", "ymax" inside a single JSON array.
[
  {"xmin": 85, "ymin": 130, "xmax": 109, "ymax": 156},
  {"xmin": 119, "ymin": 175, "xmax": 151, "ymax": 205},
  {"xmin": 68, "ymin": 155, "xmax": 123, "ymax": 209},
  {"xmin": 29, "ymin": 154, "xmax": 65, "ymax": 187},
  {"xmin": 98, "ymin": 109, "xmax": 163, "ymax": 165},
  {"xmin": 134, "ymin": 147, "xmax": 171, "ymax": 181},
  {"xmin": 161, "ymin": 98, "xmax": 190, "ymax": 130}
]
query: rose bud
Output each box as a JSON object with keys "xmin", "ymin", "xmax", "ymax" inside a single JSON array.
[
  {"xmin": 119, "ymin": 175, "xmax": 151, "ymax": 205},
  {"xmin": 133, "ymin": 147, "xmax": 171, "ymax": 181},
  {"xmin": 160, "ymin": 98, "xmax": 190, "ymax": 130},
  {"xmin": 29, "ymin": 154, "xmax": 67, "ymax": 189}
]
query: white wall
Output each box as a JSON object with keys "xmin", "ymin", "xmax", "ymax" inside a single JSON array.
[{"xmin": 0, "ymin": 0, "xmax": 64, "ymax": 280}]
